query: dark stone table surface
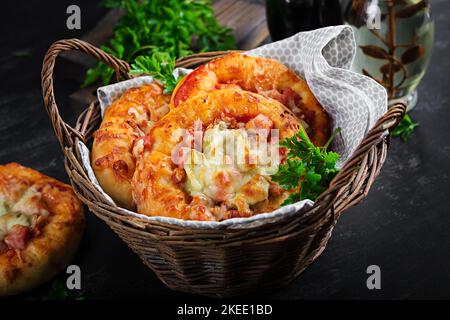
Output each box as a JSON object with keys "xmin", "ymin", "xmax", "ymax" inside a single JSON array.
[{"xmin": 0, "ymin": 0, "xmax": 449, "ymax": 300}]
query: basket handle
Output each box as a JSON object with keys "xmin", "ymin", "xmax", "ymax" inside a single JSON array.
[
  {"xmin": 317, "ymin": 103, "xmax": 406, "ymax": 216},
  {"xmin": 41, "ymin": 38, "xmax": 130, "ymax": 150}
]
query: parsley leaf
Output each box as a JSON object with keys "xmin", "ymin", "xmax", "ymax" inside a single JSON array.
[
  {"xmin": 272, "ymin": 128, "xmax": 340, "ymax": 204},
  {"xmin": 83, "ymin": 0, "xmax": 235, "ymax": 88},
  {"xmin": 130, "ymin": 52, "xmax": 181, "ymax": 94},
  {"xmin": 273, "ymin": 158, "xmax": 306, "ymax": 190},
  {"xmin": 391, "ymin": 113, "xmax": 419, "ymax": 142},
  {"xmin": 47, "ymin": 280, "xmax": 86, "ymax": 301},
  {"xmin": 47, "ymin": 280, "xmax": 68, "ymax": 300}
]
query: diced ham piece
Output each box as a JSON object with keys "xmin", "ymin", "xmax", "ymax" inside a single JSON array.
[
  {"xmin": 172, "ymin": 167, "xmax": 187, "ymax": 184},
  {"xmin": 4, "ymin": 225, "xmax": 31, "ymax": 250},
  {"xmin": 269, "ymin": 182, "xmax": 284, "ymax": 197},
  {"xmin": 245, "ymin": 114, "xmax": 273, "ymax": 131},
  {"xmin": 280, "ymin": 88, "xmax": 301, "ymax": 110},
  {"xmin": 278, "ymin": 147, "xmax": 288, "ymax": 163},
  {"xmin": 0, "ymin": 241, "xmax": 8, "ymax": 254}
]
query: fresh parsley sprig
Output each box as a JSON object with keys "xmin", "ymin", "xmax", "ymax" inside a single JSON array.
[
  {"xmin": 391, "ymin": 113, "xmax": 419, "ymax": 142},
  {"xmin": 83, "ymin": 0, "xmax": 235, "ymax": 88},
  {"xmin": 130, "ymin": 52, "xmax": 181, "ymax": 94},
  {"xmin": 272, "ymin": 129, "xmax": 340, "ymax": 205},
  {"xmin": 47, "ymin": 280, "xmax": 86, "ymax": 301}
]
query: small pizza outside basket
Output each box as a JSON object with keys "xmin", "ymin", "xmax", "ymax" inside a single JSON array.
[{"xmin": 41, "ymin": 39, "xmax": 405, "ymax": 297}]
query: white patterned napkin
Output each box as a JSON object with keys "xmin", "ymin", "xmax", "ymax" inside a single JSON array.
[{"xmin": 247, "ymin": 26, "xmax": 387, "ymax": 164}]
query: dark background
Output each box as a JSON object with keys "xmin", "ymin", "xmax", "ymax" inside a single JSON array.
[{"xmin": 0, "ymin": 0, "xmax": 449, "ymax": 300}]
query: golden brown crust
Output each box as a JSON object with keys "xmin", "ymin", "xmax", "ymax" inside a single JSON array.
[
  {"xmin": 171, "ymin": 52, "xmax": 331, "ymax": 146},
  {"xmin": 133, "ymin": 88, "xmax": 302, "ymax": 221},
  {"xmin": 91, "ymin": 83, "xmax": 170, "ymax": 209},
  {"xmin": 0, "ymin": 163, "xmax": 84, "ymax": 297}
]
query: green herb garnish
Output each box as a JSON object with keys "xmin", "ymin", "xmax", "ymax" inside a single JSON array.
[
  {"xmin": 130, "ymin": 52, "xmax": 180, "ymax": 94},
  {"xmin": 47, "ymin": 280, "xmax": 86, "ymax": 300},
  {"xmin": 272, "ymin": 129, "xmax": 340, "ymax": 204},
  {"xmin": 391, "ymin": 113, "xmax": 419, "ymax": 142},
  {"xmin": 83, "ymin": 0, "xmax": 235, "ymax": 88},
  {"xmin": 11, "ymin": 48, "xmax": 31, "ymax": 57}
]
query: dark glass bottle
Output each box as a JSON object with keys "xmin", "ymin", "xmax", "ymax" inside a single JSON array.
[{"xmin": 266, "ymin": 0, "xmax": 343, "ymax": 41}]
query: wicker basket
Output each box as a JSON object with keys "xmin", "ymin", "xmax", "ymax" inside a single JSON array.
[{"xmin": 41, "ymin": 39, "xmax": 405, "ymax": 298}]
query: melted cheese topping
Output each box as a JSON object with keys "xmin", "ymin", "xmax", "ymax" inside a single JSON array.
[
  {"xmin": 183, "ymin": 122, "xmax": 278, "ymax": 213},
  {"xmin": 0, "ymin": 187, "xmax": 46, "ymax": 241}
]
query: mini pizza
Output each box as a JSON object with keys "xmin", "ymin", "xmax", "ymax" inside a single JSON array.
[
  {"xmin": 171, "ymin": 52, "xmax": 331, "ymax": 146},
  {"xmin": 91, "ymin": 83, "xmax": 171, "ymax": 209},
  {"xmin": 0, "ymin": 163, "xmax": 84, "ymax": 297},
  {"xmin": 132, "ymin": 88, "xmax": 303, "ymax": 221}
]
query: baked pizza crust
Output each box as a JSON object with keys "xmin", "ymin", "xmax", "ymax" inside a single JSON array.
[
  {"xmin": 91, "ymin": 83, "xmax": 170, "ymax": 209},
  {"xmin": 0, "ymin": 163, "xmax": 84, "ymax": 297}
]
